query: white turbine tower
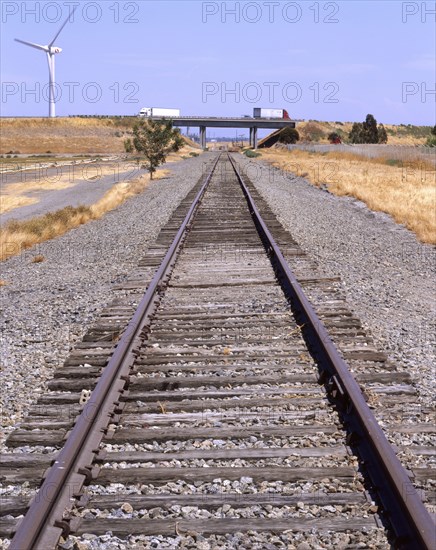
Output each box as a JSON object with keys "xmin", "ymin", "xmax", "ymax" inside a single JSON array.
[{"xmin": 15, "ymin": 7, "xmax": 77, "ymax": 118}]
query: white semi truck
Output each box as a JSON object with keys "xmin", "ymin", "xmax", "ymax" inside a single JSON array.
[
  {"xmin": 253, "ymin": 108, "xmax": 290, "ymax": 119},
  {"xmin": 139, "ymin": 107, "xmax": 180, "ymax": 117}
]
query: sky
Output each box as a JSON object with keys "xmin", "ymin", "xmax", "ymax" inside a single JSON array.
[{"xmin": 1, "ymin": 0, "xmax": 435, "ymax": 129}]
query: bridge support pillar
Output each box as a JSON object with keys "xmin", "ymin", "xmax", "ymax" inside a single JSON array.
[
  {"xmin": 253, "ymin": 127, "xmax": 258, "ymax": 149},
  {"xmin": 249, "ymin": 127, "xmax": 254, "ymax": 147},
  {"xmin": 200, "ymin": 126, "xmax": 206, "ymax": 149}
]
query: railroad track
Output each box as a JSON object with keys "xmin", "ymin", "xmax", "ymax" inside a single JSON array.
[{"xmin": 1, "ymin": 153, "xmax": 434, "ymax": 549}]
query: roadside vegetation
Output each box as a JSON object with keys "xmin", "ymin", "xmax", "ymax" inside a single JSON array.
[
  {"xmin": 278, "ymin": 127, "xmax": 300, "ymax": 144},
  {"xmin": 426, "ymin": 125, "xmax": 436, "ymax": 147},
  {"xmin": 0, "ymin": 170, "xmax": 169, "ymax": 262},
  {"xmin": 349, "ymin": 114, "xmax": 388, "ymax": 144},
  {"xmin": 258, "ymin": 148, "xmax": 436, "ymax": 244},
  {"xmin": 0, "ymin": 121, "xmax": 198, "ymax": 262},
  {"xmin": 0, "ymin": 160, "xmax": 142, "ymax": 215},
  {"xmin": 244, "ymin": 150, "xmax": 261, "ymax": 158},
  {"xmin": 294, "ymin": 120, "xmax": 434, "ymax": 146}
]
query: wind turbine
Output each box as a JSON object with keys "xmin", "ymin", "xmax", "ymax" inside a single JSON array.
[{"xmin": 15, "ymin": 6, "xmax": 77, "ymax": 118}]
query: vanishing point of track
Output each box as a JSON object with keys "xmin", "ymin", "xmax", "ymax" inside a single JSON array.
[{"xmin": 3, "ymin": 153, "xmax": 435, "ymax": 549}]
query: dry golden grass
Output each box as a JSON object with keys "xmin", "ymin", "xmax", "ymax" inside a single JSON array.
[
  {"xmin": 1, "ymin": 176, "xmax": 82, "ymax": 215},
  {"xmin": 0, "ymin": 169, "xmax": 169, "ymax": 262},
  {"xmin": 31, "ymin": 254, "xmax": 45, "ymax": 263},
  {"xmin": 282, "ymin": 149, "xmax": 435, "ymax": 172},
  {"xmin": 1, "ymin": 121, "xmax": 126, "ymax": 154},
  {"xmin": 1, "ymin": 117, "xmax": 134, "ymax": 129},
  {"xmin": 0, "ymin": 157, "xmax": 189, "ymax": 216},
  {"xmin": 1, "ymin": 118, "xmax": 202, "ymax": 154},
  {"xmin": 260, "ymin": 149, "xmax": 436, "ymax": 244},
  {"xmin": 0, "ymin": 155, "xmax": 91, "ymax": 165},
  {"xmin": 0, "ymin": 280, "xmax": 8, "ymax": 286},
  {"xmin": 0, "ymin": 195, "xmax": 39, "ymax": 214},
  {"xmin": 296, "ymin": 121, "xmax": 430, "ymax": 146}
]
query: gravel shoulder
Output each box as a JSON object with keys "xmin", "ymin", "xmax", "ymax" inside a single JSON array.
[
  {"xmin": 235, "ymin": 153, "xmax": 435, "ymax": 407},
  {"xmin": 0, "ymin": 153, "xmax": 212, "ymax": 446}
]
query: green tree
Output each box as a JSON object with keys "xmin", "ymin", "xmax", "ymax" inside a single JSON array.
[
  {"xmin": 378, "ymin": 124, "xmax": 388, "ymax": 144},
  {"xmin": 279, "ymin": 127, "xmax": 300, "ymax": 144},
  {"xmin": 349, "ymin": 115, "xmax": 388, "ymax": 144},
  {"xmin": 363, "ymin": 114, "xmax": 379, "ymax": 143},
  {"xmin": 349, "ymin": 122, "xmax": 365, "ymax": 143},
  {"xmin": 431, "ymin": 125, "xmax": 436, "ymax": 136},
  {"xmin": 133, "ymin": 119, "xmax": 184, "ymax": 179}
]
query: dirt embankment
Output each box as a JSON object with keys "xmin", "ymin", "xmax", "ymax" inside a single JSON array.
[
  {"xmin": 2, "ymin": 118, "xmax": 432, "ymax": 154},
  {"xmin": 1, "ymin": 117, "xmax": 200, "ymax": 154},
  {"xmin": 295, "ymin": 121, "xmax": 432, "ymax": 145}
]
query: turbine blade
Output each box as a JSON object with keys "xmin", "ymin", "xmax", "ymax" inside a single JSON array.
[
  {"xmin": 49, "ymin": 5, "xmax": 77, "ymax": 47},
  {"xmin": 15, "ymin": 38, "xmax": 48, "ymax": 52}
]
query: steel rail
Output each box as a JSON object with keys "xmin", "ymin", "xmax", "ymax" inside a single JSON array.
[
  {"xmin": 227, "ymin": 153, "xmax": 435, "ymax": 550},
  {"xmin": 9, "ymin": 154, "xmax": 222, "ymax": 550}
]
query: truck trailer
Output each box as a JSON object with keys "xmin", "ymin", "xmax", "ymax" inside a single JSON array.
[
  {"xmin": 139, "ymin": 107, "xmax": 180, "ymax": 117},
  {"xmin": 253, "ymin": 108, "xmax": 290, "ymax": 119}
]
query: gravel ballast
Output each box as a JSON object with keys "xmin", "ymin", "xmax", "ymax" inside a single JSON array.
[
  {"xmin": 1, "ymin": 151, "xmax": 430, "ymax": 549},
  {"xmin": 1, "ymin": 150, "xmax": 434, "ymax": 438},
  {"xmin": 235, "ymin": 153, "xmax": 435, "ymax": 407},
  {"xmin": 0, "ymin": 153, "xmax": 213, "ymax": 447}
]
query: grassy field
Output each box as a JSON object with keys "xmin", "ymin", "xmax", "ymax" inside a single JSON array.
[{"xmin": 259, "ymin": 148, "xmax": 436, "ymax": 244}]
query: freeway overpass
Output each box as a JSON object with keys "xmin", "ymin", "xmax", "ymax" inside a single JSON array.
[{"xmin": 147, "ymin": 116, "xmax": 296, "ymax": 149}]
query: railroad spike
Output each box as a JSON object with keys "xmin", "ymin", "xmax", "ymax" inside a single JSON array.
[{"xmin": 53, "ymin": 519, "xmax": 73, "ymax": 537}]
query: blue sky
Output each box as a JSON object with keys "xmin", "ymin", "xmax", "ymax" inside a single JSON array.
[{"xmin": 1, "ymin": 0, "xmax": 435, "ymax": 126}]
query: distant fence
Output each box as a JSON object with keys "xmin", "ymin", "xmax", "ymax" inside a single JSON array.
[{"xmin": 285, "ymin": 143, "xmax": 436, "ymax": 165}]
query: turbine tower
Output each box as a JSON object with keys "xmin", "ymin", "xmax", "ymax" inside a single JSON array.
[{"xmin": 15, "ymin": 7, "xmax": 77, "ymax": 118}]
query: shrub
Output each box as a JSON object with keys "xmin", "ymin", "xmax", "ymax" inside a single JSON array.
[
  {"xmin": 278, "ymin": 127, "xmax": 300, "ymax": 144},
  {"xmin": 426, "ymin": 135, "xmax": 436, "ymax": 147},
  {"xmin": 124, "ymin": 139, "xmax": 134, "ymax": 153},
  {"xmin": 244, "ymin": 150, "xmax": 261, "ymax": 157},
  {"xmin": 299, "ymin": 122, "xmax": 324, "ymax": 142},
  {"xmin": 328, "ymin": 132, "xmax": 341, "ymax": 144}
]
